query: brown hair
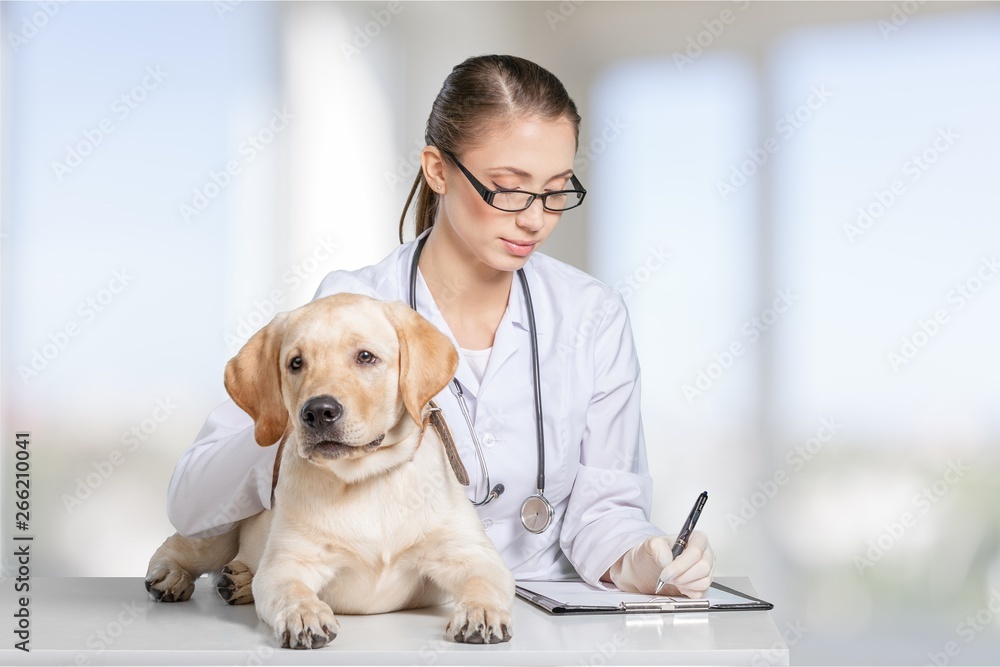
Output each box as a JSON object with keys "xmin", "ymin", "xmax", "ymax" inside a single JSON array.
[{"xmin": 398, "ymin": 54, "xmax": 582, "ymax": 243}]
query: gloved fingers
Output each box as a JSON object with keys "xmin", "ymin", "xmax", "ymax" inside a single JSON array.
[
  {"xmin": 657, "ymin": 531, "xmax": 714, "ymax": 589},
  {"xmin": 667, "ymin": 554, "xmax": 713, "ymax": 587},
  {"xmin": 623, "ymin": 536, "xmax": 674, "ymax": 592},
  {"xmin": 613, "ymin": 536, "xmax": 674, "ymax": 594},
  {"xmin": 675, "ymin": 574, "xmax": 714, "ymax": 599},
  {"xmin": 642, "ymin": 535, "xmax": 676, "ymax": 568}
]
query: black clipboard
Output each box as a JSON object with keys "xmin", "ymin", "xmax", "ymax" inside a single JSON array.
[{"xmin": 514, "ymin": 579, "xmax": 773, "ymax": 615}]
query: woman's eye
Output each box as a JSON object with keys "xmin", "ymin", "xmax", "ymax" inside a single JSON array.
[
  {"xmin": 357, "ymin": 350, "xmax": 378, "ymax": 365},
  {"xmin": 289, "ymin": 356, "xmax": 303, "ymax": 371}
]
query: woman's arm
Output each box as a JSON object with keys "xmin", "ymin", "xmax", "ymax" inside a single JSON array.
[
  {"xmin": 558, "ymin": 290, "xmax": 664, "ymax": 589},
  {"xmin": 166, "ymin": 399, "xmax": 275, "ymax": 537},
  {"xmin": 561, "ymin": 289, "xmax": 715, "ymax": 595}
]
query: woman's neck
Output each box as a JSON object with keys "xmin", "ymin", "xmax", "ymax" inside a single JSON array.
[{"xmin": 417, "ymin": 225, "xmax": 513, "ymax": 349}]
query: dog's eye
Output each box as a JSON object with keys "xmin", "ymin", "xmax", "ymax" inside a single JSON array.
[
  {"xmin": 289, "ymin": 356, "xmax": 303, "ymax": 371},
  {"xmin": 357, "ymin": 350, "xmax": 377, "ymax": 365}
]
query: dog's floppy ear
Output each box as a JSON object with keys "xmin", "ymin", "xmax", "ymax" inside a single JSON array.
[
  {"xmin": 224, "ymin": 312, "xmax": 289, "ymax": 447},
  {"xmin": 383, "ymin": 300, "xmax": 459, "ymax": 426}
]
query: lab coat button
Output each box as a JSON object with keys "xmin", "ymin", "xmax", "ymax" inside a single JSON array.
[
  {"xmin": 482, "ymin": 433, "xmax": 496, "ymax": 447},
  {"xmin": 482, "ymin": 519, "xmax": 494, "ymax": 531}
]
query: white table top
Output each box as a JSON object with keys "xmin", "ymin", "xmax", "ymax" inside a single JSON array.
[{"xmin": 1, "ymin": 576, "xmax": 787, "ymax": 665}]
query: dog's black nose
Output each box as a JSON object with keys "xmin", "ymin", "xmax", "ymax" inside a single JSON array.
[{"xmin": 300, "ymin": 396, "xmax": 343, "ymax": 428}]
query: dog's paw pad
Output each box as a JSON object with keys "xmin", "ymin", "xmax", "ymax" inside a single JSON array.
[
  {"xmin": 217, "ymin": 561, "xmax": 255, "ymax": 605},
  {"xmin": 144, "ymin": 564, "xmax": 195, "ymax": 603},
  {"xmin": 447, "ymin": 602, "xmax": 512, "ymax": 644},
  {"xmin": 274, "ymin": 600, "xmax": 340, "ymax": 649}
]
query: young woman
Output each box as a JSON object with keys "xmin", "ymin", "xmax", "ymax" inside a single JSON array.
[{"xmin": 167, "ymin": 54, "xmax": 714, "ymax": 597}]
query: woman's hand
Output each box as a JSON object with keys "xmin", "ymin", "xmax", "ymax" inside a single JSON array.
[{"xmin": 608, "ymin": 532, "xmax": 715, "ymax": 598}]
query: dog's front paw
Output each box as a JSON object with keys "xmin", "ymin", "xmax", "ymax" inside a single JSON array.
[
  {"xmin": 446, "ymin": 601, "xmax": 512, "ymax": 644},
  {"xmin": 273, "ymin": 600, "xmax": 340, "ymax": 649},
  {"xmin": 217, "ymin": 561, "xmax": 255, "ymax": 605},
  {"xmin": 145, "ymin": 563, "xmax": 195, "ymax": 602}
]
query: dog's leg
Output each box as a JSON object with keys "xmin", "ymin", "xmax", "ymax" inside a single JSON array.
[
  {"xmin": 216, "ymin": 509, "xmax": 273, "ymax": 605},
  {"xmin": 144, "ymin": 530, "xmax": 239, "ymax": 602},
  {"xmin": 421, "ymin": 542, "xmax": 515, "ymax": 644},
  {"xmin": 253, "ymin": 547, "xmax": 340, "ymax": 649}
]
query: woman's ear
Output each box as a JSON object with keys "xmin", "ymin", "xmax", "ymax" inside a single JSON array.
[
  {"xmin": 224, "ymin": 312, "xmax": 289, "ymax": 446},
  {"xmin": 383, "ymin": 300, "xmax": 459, "ymax": 426},
  {"xmin": 420, "ymin": 145, "xmax": 448, "ymax": 193}
]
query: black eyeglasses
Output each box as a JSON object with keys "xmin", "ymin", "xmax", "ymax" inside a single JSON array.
[{"xmin": 439, "ymin": 148, "xmax": 587, "ymax": 213}]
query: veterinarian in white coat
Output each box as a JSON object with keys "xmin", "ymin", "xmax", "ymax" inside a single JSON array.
[{"xmin": 167, "ymin": 54, "xmax": 714, "ymax": 597}]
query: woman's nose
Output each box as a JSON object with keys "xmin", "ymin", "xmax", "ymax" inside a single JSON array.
[{"xmin": 515, "ymin": 198, "xmax": 546, "ymax": 231}]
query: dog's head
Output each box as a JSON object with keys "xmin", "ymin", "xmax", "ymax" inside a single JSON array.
[{"xmin": 224, "ymin": 292, "xmax": 459, "ymax": 480}]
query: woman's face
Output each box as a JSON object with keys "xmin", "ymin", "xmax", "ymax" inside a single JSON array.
[{"xmin": 431, "ymin": 115, "xmax": 578, "ymax": 273}]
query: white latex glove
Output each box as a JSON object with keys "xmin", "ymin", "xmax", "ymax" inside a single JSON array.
[{"xmin": 608, "ymin": 531, "xmax": 715, "ymax": 598}]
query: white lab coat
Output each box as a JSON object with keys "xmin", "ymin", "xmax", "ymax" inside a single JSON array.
[{"xmin": 166, "ymin": 229, "xmax": 665, "ymax": 590}]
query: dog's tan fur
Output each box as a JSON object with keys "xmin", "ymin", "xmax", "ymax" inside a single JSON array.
[{"xmin": 145, "ymin": 293, "xmax": 514, "ymax": 649}]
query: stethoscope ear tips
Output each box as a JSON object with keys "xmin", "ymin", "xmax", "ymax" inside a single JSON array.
[{"xmin": 493, "ymin": 484, "xmax": 505, "ymax": 498}]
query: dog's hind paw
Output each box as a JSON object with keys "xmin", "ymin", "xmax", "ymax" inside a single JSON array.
[
  {"xmin": 144, "ymin": 564, "xmax": 195, "ymax": 602},
  {"xmin": 447, "ymin": 602, "xmax": 512, "ymax": 644},
  {"xmin": 217, "ymin": 561, "xmax": 255, "ymax": 605},
  {"xmin": 273, "ymin": 599, "xmax": 340, "ymax": 649}
]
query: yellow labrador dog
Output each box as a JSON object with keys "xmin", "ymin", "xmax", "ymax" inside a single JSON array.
[{"xmin": 145, "ymin": 293, "xmax": 514, "ymax": 648}]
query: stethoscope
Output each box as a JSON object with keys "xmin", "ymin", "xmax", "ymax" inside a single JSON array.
[{"xmin": 409, "ymin": 234, "xmax": 553, "ymax": 534}]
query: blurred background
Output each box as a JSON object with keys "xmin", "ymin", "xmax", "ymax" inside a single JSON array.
[{"xmin": 2, "ymin": 1, "xmax": 998, "ymax": 663}]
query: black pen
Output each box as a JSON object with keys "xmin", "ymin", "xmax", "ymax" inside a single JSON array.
[{"xmin": 655, "ymin": 491, "xmax": 708, "ymax": 595}]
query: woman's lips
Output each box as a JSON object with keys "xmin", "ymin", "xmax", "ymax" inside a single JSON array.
[{"xmin": 501, "ymin": 238, "xmax": 537, "ymax": 257}]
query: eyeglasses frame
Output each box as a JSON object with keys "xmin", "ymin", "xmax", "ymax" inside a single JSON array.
[{"xmin": 438, "ymin": 148, "xmax": 587, "ymax": 213}]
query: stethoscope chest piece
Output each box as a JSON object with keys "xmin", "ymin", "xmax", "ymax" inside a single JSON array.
[{"xmin": 520, "ymin": 494, "xmax": 554, "ymax": 534}]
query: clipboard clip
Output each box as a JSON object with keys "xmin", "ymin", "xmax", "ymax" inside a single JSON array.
[{"xmin": 620, "ymin": 597, "xmax": 711, "ymax": 612}]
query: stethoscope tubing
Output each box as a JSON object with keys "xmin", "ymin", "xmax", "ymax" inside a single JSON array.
[{"xmin": 407, "ymin": 234, "xmax": 546, "ymax": 499}]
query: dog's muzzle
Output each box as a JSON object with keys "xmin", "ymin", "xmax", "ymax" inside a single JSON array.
[{"xmin": 300, "ymin": 395, "xmax": 384, "ymax": 459}]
